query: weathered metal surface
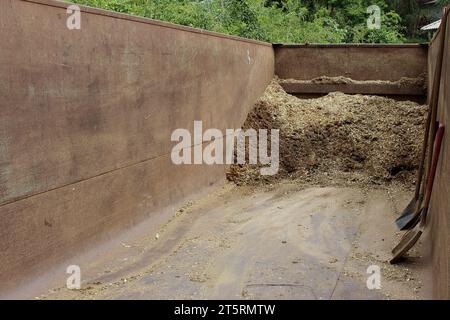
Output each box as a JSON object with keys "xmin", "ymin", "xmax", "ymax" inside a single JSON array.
[
  {"xmin": 280, "ymin": 82, "xmax": 426, "ymax": 96},
  {"xmin": 0, "ymin": 0, "xmax": 274, "ymax": 294},
  {"xmin": 427, "ymin": 9, "xmax": 450, "ymax": 300},
  {"xmin": 275, "ymin": 44, "xmax": 428, "ymax": 82}
]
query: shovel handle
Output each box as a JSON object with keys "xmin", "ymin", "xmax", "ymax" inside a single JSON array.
[
  {"xmin": 423, "ymin": 124, "xmax": 445, "ymax": 209},
  {"xmin": 415, "ymin": 6, "xmax": 449, "ymax": 199}
]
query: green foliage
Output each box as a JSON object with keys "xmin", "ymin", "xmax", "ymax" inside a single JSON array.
[
  {"xmin": 68, "ymin": 0, "xmax": 411, "ymax": 43},
  {"xmin": 351, "ymin": 11, "xmax": 405, "ymax": 43}
]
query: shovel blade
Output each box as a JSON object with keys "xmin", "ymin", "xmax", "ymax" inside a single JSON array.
[
  {"xmin": 390, "ymin": 228, "xmax": 423, "ymax": 264},
  {"xmin": 396, "ymin": 210, "xmax": 421, "ymax": 230},
  {"xmin": 395, "ymin": 197, "xmax": 419, "ymax": 230}
]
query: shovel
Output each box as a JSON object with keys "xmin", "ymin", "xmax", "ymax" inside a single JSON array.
[
  {"xmin": 395, "ymin": 7, "xmax": 449, "ymax": 230},
  {"xmin": 396, "ymin": 121, "xmax": 439, "ymax": 231},
  {"xmin": 390, "ymin": 123, "xmax": 445, "ymax": 264}
]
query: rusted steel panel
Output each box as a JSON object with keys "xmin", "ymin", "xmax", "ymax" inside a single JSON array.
[
  {"xmin": 275, "ymin": 44, "xmax": 428, "ymax": 82},
  {"xmin": 0, "ymin": 0, "xmax": 274, "ymax": 294},
  {"xmin": 427, "ymin": 9, "xmax": 450, "ymax": 300},
  {"xmin": 0, "ymin": 0, "xmax": 273, "ymax": 206},
  {"xmin": 280, "ymin": 82, "xmax": 425, "ymax": 96}
]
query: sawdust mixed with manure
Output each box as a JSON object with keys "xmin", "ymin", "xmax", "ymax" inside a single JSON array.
[{"xmin": 227, "ymin": 79, "xmax": 428, "ymax": 187}]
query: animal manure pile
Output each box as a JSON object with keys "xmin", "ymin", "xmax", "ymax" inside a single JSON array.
[{"xmin": 227, "ymin": 79, "xmax": 428, "ymax": 188}]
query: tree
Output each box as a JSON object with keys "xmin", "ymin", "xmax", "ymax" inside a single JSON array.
[{"xmin": 68, "ymin": 0, "xmax": 410, "ymax": 43}]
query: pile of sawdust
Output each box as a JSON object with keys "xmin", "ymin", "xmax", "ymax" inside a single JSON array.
[
  {"xmin": 279, "ymin": 75, "xmax": 427, "ymax": 88},
  {"xmin": 227, "ymin": 79, "xmax": 428, "ymax": 187}
]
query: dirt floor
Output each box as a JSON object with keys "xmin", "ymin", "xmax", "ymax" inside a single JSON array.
[{"xmin": 35, "ymin": 181, "xmax": 429, "ymax": 300}]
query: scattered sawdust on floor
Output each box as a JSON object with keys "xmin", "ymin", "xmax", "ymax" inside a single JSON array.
[
  {"xmin": 227, "ymin": 78, "xmax": 428, "ymax": 188},
  {"xmin": 347, "ymin": 249, "xmax": 423, "ymax": 299},
  {"xmin": 36, "ymin": 183, "xmax": 428, "ymax": 300},
  {"xmin": 279, "ymin": 74, "xmax": 427, "ymax": 89}
]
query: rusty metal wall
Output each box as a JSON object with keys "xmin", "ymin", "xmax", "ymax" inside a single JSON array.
[
  {"xmin": 274, "ymin": 44, "xmax": 428, "ymax": 100},
  {"xmin": 274, "ymin": 44, "xmax": 428, "ymax": 81},
  {"xmin": 427, "ymin": 9, "xmax": 450, "ymax": 300},
  {"xmin": 0, "ymin": 0, "xmax": 274, "ymax": 294}
]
